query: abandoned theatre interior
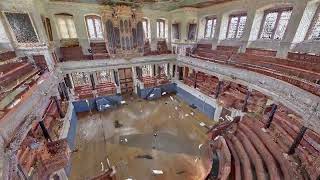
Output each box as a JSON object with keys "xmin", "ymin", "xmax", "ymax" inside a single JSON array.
[{"xmin": 0, "ymin": 0, "xmax": 320, "ymax": 179}]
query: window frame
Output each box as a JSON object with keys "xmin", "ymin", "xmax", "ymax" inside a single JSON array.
[
  {"xmin": 156, "ymin": 19, "xmax": 166, "ymax": 39},
  {"xmin": 306, "ymin": 5, "xmax": 320, "ymax": 41},
  {"xmin": 258, "ymin": 7, "xmax": 293, "ymax": 40},
  {"xmin": 2, "ymin": 11, "xmax": 40, "ymax": 45},
  {"xmin": 226, "ymin": 13, "xmax": 247, "ymax": 39},
  {"xmin": 204, "ymin": 16, "xmax": 217, "ymax": 39},
  {"xmin": 142, "ymin": 18, "xmax": 149, "ymax": 39},
  {"xmin": 55, "ymin": 13, "xmax": 78, "ymax": 40},
  {"xmin": 85, "ymin": 15, "xmax": 103, "ymax": 40}
]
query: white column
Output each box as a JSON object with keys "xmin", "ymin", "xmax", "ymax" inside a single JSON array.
[
  {"xmin": 150, "ymin": 18, "xmax": 158, "ymax": 51},
  {"xmin": 73, "ymin": 12, "xmax": 90, "ymax": 55},
  {"xmin": 239, "ymin": 9, "xmax": 256, "ymax": 53},
  {"xmin": 277, "ymin": 1, "xmax": 308, "ymax": 58},
  {"xmin": 132, "ymin": 67, "xmax": 138, "ymax": 94},
  {"xmin": 115, "ymin": 69, "xmax": 121, "ymax": 94},
  {"xmin": 214, "ymin": 104, "xmax": 223, "ymax": 121}
]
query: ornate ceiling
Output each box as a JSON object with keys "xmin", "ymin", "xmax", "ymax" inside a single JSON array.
[{"xmin": 49, "ymin": 0, "xmax": 234, "ymax": 11}]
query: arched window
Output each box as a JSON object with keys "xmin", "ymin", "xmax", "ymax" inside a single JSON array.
[
  {"xmin": 55, "ymin": 13, "xmax": 77, "ymax": 39},
  {"xmin": 307, "ymin": 6, "xmax": 320, "ymax": 40},
  {"xmin": 227, "ymin": 13, "xmax": 247, "ymax": 39},
  {"xmin": 142, "ymin": 18, "xmax": 149, "ymax": 39},
  {"xmin": 85, "ymin": 15, "xmax": 103, "ymax": 39},
  {"xmin": 204, "ymin": 16, "xmax": 217, "ymax": 39},
  {"xmin": 156, "ymin": 19, "xmax": 165, "ymax": 38},
  {"xmin": 259, "ymin": 7, "xmax": 292, "ymax": 40}
]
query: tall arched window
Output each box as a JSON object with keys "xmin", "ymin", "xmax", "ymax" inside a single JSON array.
[
  {"xmin": 227, "ymin": 13, "xmax": 247, "ymax": 39},
  {"xmin": 142, "ymin": 18, "xmax": 149, "ymax": 39},
  {"xmin": 85, "ymin": 15, "xmax": 103, "ymax": 40},
  {"xmin": 259, "ymin": 7, "xmax": 292, "ymax": 40},
  {"xmin": 307, "ymin": 6, "xmax": 320, "ymax": 40},
  {"xmin": 156, "ymin": 19, "xmax": 165, "ymax": 38},
  {"xmin": 55, "ymin": 13, "xmax": 77, "ymax": 39},
  {"xmin": 204, "ymin": 16, "xmax": 217, "ymax": 39}
]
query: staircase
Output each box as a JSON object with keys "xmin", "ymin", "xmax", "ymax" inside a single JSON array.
[{"xmin": 90, "ymin": 42, "xmax": 109, "ymax": 59}]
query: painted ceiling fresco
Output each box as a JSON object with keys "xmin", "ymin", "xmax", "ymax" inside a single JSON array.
[{"xmin": 50, "ymin": 0, "xmax": 234, "ymax": 10}]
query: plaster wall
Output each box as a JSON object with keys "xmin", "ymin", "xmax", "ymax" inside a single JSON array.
[{"xmin": 0, "ymin": 17, "xmax": 12, "ymax": 52}]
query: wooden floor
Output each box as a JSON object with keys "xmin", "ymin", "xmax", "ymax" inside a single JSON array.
[{"xmin": 70, "ymin": 95, "xmax": 216, "ymax": 180}]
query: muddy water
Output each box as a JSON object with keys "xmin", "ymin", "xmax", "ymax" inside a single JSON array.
[{"xmin": 70, "ymin": 95, "xmax": 216, "ymax": 180}]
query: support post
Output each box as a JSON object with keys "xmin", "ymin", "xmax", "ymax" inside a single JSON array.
[
  {"xmin": 214, "ymin": 81, "xmax": 223, "ymax": 99},
  {"xmin": 194, "ymin": 71, "xmax": 197, "ymax": 88},
  {"xmin": 90, "ymin": 73, "xmax": 95, "ymax": 90},
  {"xmin": 264, "ymin": 104, "xmax": 278, "ymax": 129},
  {"xmin": 288, "ymin": 126, "xmax": 307, "ymax": 155},
  {"xmin": 53, "ymin": 96, "xmax": 65, "ymax": 118},
  {"xmin": 39, "ymin": 120, "xmax": 52, "ymax": 142},
  {"xmin": 242, "ymin": 90, "xmax": 251, "ymax": 112}
]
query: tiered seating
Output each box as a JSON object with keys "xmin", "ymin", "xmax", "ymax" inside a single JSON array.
[
  {"xmin": 74, "ymin": 84, "xmax": 94, "ymax": 99},
  {"xmin": 263, "ymin": 105, "xmax": 320, "ymax": 179},
  {"xmin": 31, "ymin": 99, "xmax": 59, "ymax": 138},
  {"xmin": 191, "ymin": 44, "xmax": 238, "ymax": 64},
  {"xmin": 36, "ymin": 139, "xmax": 70, "ymax": 179},
  {"xmin": 228, "ymin": 52, "xmax": 320, "ymax": 96},
  {"xmin": 217, "ymin": 82, "xmax": 248, "ymax": 110},
  {"xmin": 141, "ymin": 76, "xmax": 157, "ymax": 88},
  {"xmin": 208, "ymin": 116, "xmax": 308, "ymax": 180},
  {"xmin": 96, "ymin": 82, "xmax": 117, "ymax": 96},
  {"xmin": 90, "ymin": 42, "xmax": 110, "ymax": 59},
  {"xmin": 60, "ymin": 46, "xmax": 90, "ymax": 61},
  {"xmin": 17, "ymin": 136, "xmax": 38, "ymax": 175},
  {"xmin": 157, "ymin": 40, "xmax": 170, "ymax": 54},
  {"xmin": 210, "ymin": 136, "xmax": 231, "ymax": 179},
  {"xmin": 0, "ymin": 62, "xmax": 37, "ymax": 89},
  {"xmin": 195, "ymin": 72, "xmax": 219, "ymax": 97},
  {"xmin": 246, "ymin": 48, "xmax": 277, "ymax": 57},
  {"xmin": 0, "ymin": 52, "xmax": 43, "ymax": 120},
  {"xmin": 157, "ymin": 73, "xmax": 169, "ymax": 85},
  {"xmin": 245, "ymin": 90, "xmax": 268, "ymax": 114}
]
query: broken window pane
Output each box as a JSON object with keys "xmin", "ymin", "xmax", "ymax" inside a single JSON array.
[
  {"xmin": 205, "ymin": 19, "xmax": 213, "ymax": 38},
  {"xmin": 259, "ymin": 9, "xmax": 292, "ymax": 40},
  {"xmin": 274, "ymin": 10, "xmax": 292, "ymax": 40},
  {"xmin": 309, "ymin": 12, "xmax": 320, "ymax": 40},
  {"xmin": 4, "ymin": 12, "xmax": 39, "ymax": 43},
  {"xmin": 236, "ymin": 16, "xmax": 247, "ymax": 38},
  {"xmin": 260, "ymin": 12, "xmax": 278, "ymax": 39},
  {"xmin": 227, "ymin": 16, "xmax": 239, "ymax": 39}
]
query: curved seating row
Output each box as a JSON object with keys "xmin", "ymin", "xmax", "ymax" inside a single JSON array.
[
  {"xmin": 208, "ymin": 115, "xmax": 318, "ymax": 180},
  {"xmin": 190, "ymin": 44, "xmax": 320, "ymax": 96}
]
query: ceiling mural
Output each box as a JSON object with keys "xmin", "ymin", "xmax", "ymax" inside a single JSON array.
[{"xmin": 49, "ymin": 0, "xmax": 234, "ymax": 10}]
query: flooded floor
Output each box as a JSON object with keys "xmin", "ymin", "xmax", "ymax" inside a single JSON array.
[{"xmin": 70, "ymin": 95, "xmax": 216, "ymax": 180}]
